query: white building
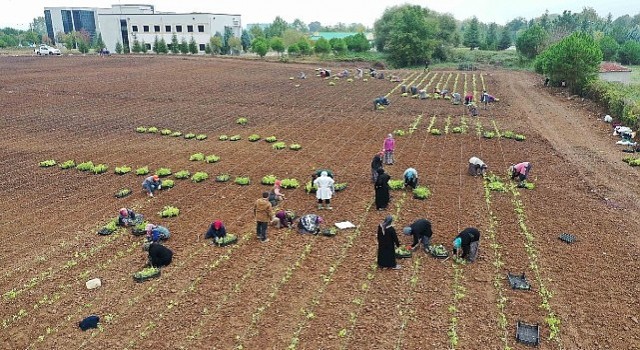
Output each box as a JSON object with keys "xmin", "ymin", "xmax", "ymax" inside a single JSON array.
[{"xmin": 44, "ymin": 4, "xmax": 241, "ymax": 53}]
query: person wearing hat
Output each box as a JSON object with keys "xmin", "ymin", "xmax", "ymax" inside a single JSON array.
[
  {"xmin": 297, "ymin": 214, "xmax": 323, "ymax": 235},
  {"xmin": 146, "ymin": 223, "xmax": 171, "ymax": 242},
  {"xmin": 314, "ymin": 171, "xmax": 335, "ymax": 210},
  {"xmin": 403, "ymin": 167, "xmax": 418, "ymax": 189},
  {"xmin": 143, "ymin": 242, "xmax": 173, "ymax": 268},
  {"xmin": 403, "ymin": 218, "xmax": 433, "ymax": 252},
  {"xmin": 377, "ymin": 215, "xmax": 401, "ymax": 269},
  {"xmin": 382, "ymin": 133, "xmax": 396, "ymax": 165},
  {"xmin": 468, "ymin": 157, "xmax": 488, "ymax": 176},
  {"xmin": 142, "ymin": 174, "xmax": 162, "ymax": 197},
  {"xmin": 452, "ymin": 227, "xmax": 481, "ymax": 262},
  {"xmin": 509, "ymin": 162, "xmax": 532, "ymax": 188},
  {"xmin": 205, "ymin": 220, "xmax": 226, "ymax": 240},
  {"xmin": 371, "ymin": 151, "xmax": 384, "ymax": 183},
  {"xmin": 117, "ymin": 208, "xmax": 142, "ymax": 227}
]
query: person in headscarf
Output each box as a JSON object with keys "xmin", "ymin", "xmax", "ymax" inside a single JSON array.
[
  {"xmin": 371, "ymin": 151, "xmax": 384, "ymax": 183},
  {"xmin": 403, "ymin": 218, "xmax": 433, "ymax": 252},
  {"xmin": 145, "ymin": 223, "xmax": 171, "ymax": 242},
  {"xmin": 204, "ymin": 220, "xmax": 226, "ymax": 240},
  {"xmin": 272, "ymin": 209, "xmax": 296, "ymax": 229},
  {"xmin": 453, "ymin": 227, "xmax": 480, "ymax": 262},
  {"xmin": 377, "ymin": 215, "xmax": 401, "ymax": 269},
  {"xmin": 374, "ymin": 168, "xmax": 391, "ymax": 210},
  {"xmin": 298, "ymin": 214, "xmax": 323, "ymax": 235},
  {"xmin": 468, "ymin": 157, "xmax": 488, "ymax": 176},
  {"xmin": 143, "ymin": 242, "xmax": 173, "ymax": 268},
  {"xmin": 269, "ymin": 180, "xmax": 286, "ymax": 207},
  {"xmin": 452, "ymin": 92, "xmax": 462, "ymax": 105},
  {"xmin": 117, "ymin": 208, "xmax": 142, "ymax": 227},
  {"xmin": 141, "ymin": 174, "xmax": 162, "ymax": 197},
  {"xmin": 403, "ymin": 167, "xmax": 418, "ymax": 189},
  {"xmin": 313, "ymin": 171, "xmax": 335, "ymax": 210},
  {"xmin": 383, "ymin": 133, "xmax": 396, "ymax": 165},
  {"xmin": 509, "ymin": 162, "xmax": 532, "ymax": 188},
  {"xmin": 374, "ymin": 96, "xmax": 390, "ymax": 110}
]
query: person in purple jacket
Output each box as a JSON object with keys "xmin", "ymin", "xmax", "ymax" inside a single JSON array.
[{"xmin": 382, "ymin": 133, "xmax": 396, "ymax": 165}]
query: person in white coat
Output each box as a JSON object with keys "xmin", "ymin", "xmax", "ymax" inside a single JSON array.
[
  {"xmin": 313, "ymin": 171, "xmax": 335, "ymax": 210},
  {"xmin": 468, "ymin": 157, "xmax": 488, "ymax": 176}
]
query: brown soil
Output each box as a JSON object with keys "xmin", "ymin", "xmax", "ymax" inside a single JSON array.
[{"xmin": 0, "ymin": 55, "xmax": 638, "ymax": 350}]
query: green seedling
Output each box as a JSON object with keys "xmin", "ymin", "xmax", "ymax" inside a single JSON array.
[
  {"xmin": 191, "ymin": 171, "xmax": 209, "ymax": 183},
  {"xmin": 248, "ymin": 134, "xmax": 260, "ymax": 142},
  {"xmin": 234, "ymin": 176, "xmax": 250, "ymax": 185},
  {"xmin": 205, "ymin": 155, "xmax": 220, "ymax": 163},
  {"xmin": 114, "ymin": 166, "xmax": 131, "ymax": 175},
  {"xmin": 184, "ymin": 133, "xmax": 196, "ymax": 139},
  {"xmin": 265, "ymin": 136, "xmax": 277, "ymax": 143},
  {"xmin": 195, "ymin": 134, "xmax": 207, "ymax": 140},
  {"xmin": 135, "ymin": 126, "xmax": 147, "ymax": 133},
  {"xmin": 272, "ymin": 142, "xmax": 286, "ymax": 150},
  {"xmin": 219, "ymin": 135, "xmax": 228, "ymax": 141},
  {"xmin": 160, "ymin": 206, "xmax": 180, "ymax": 218},
  {"xmin": 229, "ymin": 135, "xmax": 241, "ymax": 141},
  {"xmin": 236, "ymin": 117, "xmax": 248, "ymax": 125},
  {"xmin": 174, "ymin": 170, "xmax": 191, "ymax": 179},
  {"xmin": 76, "ymin": 161, "xmax": 94, "ymax": 171},
  {"xmin": 280, "ymin": 178, "xmax": 299, "ymax": 189},
  {"xmin": 155, "ymin": 168, "xmax": 172, "ymax": 177},
  {"xmin": 261, "ymin": 174, "xmax": 277, "ymax": 185},
  {"xmin": 136, "ymin": 166, "xmax": 149, "ymax": 176},
  {"xmin": 289, "ymin": 144, "xmax": 302, "ymax": 150},
  {"xmin": 39, "ymin": 159, "xmax": 56, "ymax": 167},
  {"xmin": 189, "ymin": 153, "xmax": 205, "ymax": 161},
  {"xmin": 92, "ymin": 164, "xmax": 108, "ymax": 174}
]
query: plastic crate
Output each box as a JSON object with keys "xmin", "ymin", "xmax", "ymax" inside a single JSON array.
[
  {"xmin": 558, "ymin": 233, "xmax": 577, "ymax": 244},
  {"xmin": 507, "ymin": 272, "xmax": 531, "ymax": 290},
  {"xmin": 515, "ymin": 321, "xmax": 540, "ymax": 346}
]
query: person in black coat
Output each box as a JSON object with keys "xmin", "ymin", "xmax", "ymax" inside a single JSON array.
[
  {"xmin": 452, "ymin": 227, "xmax": 480, "ymax": 262},
  {"xmin": 403, "ymin": 218, "xmax": 433, "ymax": 251},
  {"xmin": 374, "ymin": 168, "xmax": 391, "ymax": 210},
  {"xmin": 377, "ymin": 215, "xmax": 401, "ymax": 269},
  {"xmin": 371, "ymin": 151, "xmax": 384, "ymax": 183},
  {"xmin": 144, "ymin": 242, "xmax": 173, "ymax": 268}
]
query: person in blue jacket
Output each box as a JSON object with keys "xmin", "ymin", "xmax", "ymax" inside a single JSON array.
[{"xmin": 204, "ymin": 220, "xmax": 226, "ymax": 240}]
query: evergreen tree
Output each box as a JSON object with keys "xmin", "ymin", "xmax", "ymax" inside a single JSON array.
[
  {"xmin": 484, "ymin": 23, "xmax": 498, "ymax": 50},
  {"xmin": 170, "ymin": 33, "xmax": 179, "ymax": 54},
  {"xmin": 153, "ymin": 36, "xmax": 160, "ymax": 54},
  {"xmin": 498, "ymin": 27, "xmax": 512, "ymax": 50},
  {"xmin": 270, "ymin": 37, "xmax": 285, "ymax": 56},
  {"xmin": 314, "ymin": 37, "xmax": 331, "ymax": 55},
  {"xmin": 209, "ymin": 35, "xmax": 222, "ymax": 54},
  {"xmin": 132, "ymin": 39, "xmax": 142, "ymax": 53},
  {"xmin": 157, "ymin": 37, "xmax": 168, "ymax": 54},
  {"xmin": 618, "ymin": 40, "xmax": 640, "ymax": 64},
  {"xmin": 188, "ymin": 36, "xmax": 198, "ymax": 54},
  {"xmin": 179, "ymin": 38, "xmax": 189, "ymax": 54},
  {"xmin": 241, "ymin": 30, "xmax": 251, "ymax": 52},
  {"xmin": 463, "ymin": 17, "xmax": 481, "ymax": 49},
  {"xmin": 516, "ymin": 24, "xmax": 548, "ymax": 58},
  {"xmin": 141, "ymin": 40, "xmax": 148, "ymax": 53},
  {"xmin": 598, "ymin": 35, "xmax": 619, "ymax": 61},
  {"xmin": 93, "ymin": 33, "xmax": 105, "ymax": 50},
  {"xmin": 115, "ymin": 41, "xmax": 123, "ymax": 54}
]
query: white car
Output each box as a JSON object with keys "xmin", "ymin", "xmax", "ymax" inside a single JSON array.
[{"xmin": 35, "ymin": 45, "xmax": 61, "ymax": 56}]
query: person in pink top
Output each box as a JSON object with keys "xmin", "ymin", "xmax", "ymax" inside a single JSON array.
[
  {"xmin": 509, "ymin": 162, "xmax": 532, "ymax": 187},
  {"xmin": 383, "ymin": 134, "xmax": 396, "ymax": 165}
]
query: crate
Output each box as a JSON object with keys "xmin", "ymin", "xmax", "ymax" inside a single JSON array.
[
  {"xmin": 558, "ymin": 233, "xmax": 577, "ymax": 244},
  {"xmin": 507, "ymin": 272, "xmax": 531, "ymax": 290},
  {"xmin": 515, "ymin": 321, "xmax": 540, "ymax": 346}
]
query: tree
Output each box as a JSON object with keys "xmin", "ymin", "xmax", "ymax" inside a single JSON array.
[
  {"xmin": 287, "ymin": 43, "xmax": 300, "ymax": 56},
  {"xmin": 228, "ymin": 37, "xmax": 242, "ymax": 55},
  {"xmin": 209, "ymin": 35, "xmax": 222, "ymax": 54},
  {"xmin": 170, "ymin": 33, "xmax": 179, "ymax": 54},
  {"xmin": 291, "ymin": 19, "xmax": 308, "ymax": 33},
  {"xmin": 463, "ymin": 16, "xmax": 481, "ymax": 49},
  {"xmin": 498, "ymin": 27, "xmax": 512, "ymax": 50},
  {"xmin": 382, "ymin": 5, "xmax": 438, "ymax": 67},
  {"xmin": 535, "ymin": 31, "xmax": 603, "ymax": 94},
  {"xmin": 132, "ymin": 39, "xmax": 142, "ymax": 53},
  {"xmin": 179, "ymin": 38, "xmax": 189, "ymax": 54},
  {"xmin": 598, "ymin": 35, "xmax": 619, "ymax": 61},
  {"xmin": 93, "ymin": 33, "xmax": 105, "ymax": 51},
  {"xmin": 29, "ymin": 16, "xmax": 46, "ymax": 37},
  {"xmin": 329, "ymin": 38, "xmax": 347, "ymax": 54},
  {"xmin": 345, "ymin": 33, "xmax": 370, "ymax": 52},
  {"xmin": 153, "ymin": 36, "xmax": 160, "ymax": 53},
  {"xmin": 249, "ymin": 25, "xmax": 264, "ymax": 40},
  {"xmin": 516, "ymin": 24, "xmax": 548, "ymax": 59},
  {"xmin": 77, "ymin": 38, "xmax": 90, "ymax": 54},
  {"xmin": 205, "ymin": 44, "xmax": 212, "ymax": 54},
  {"xmin": 296, "ymin": 38, "xmax": 312, "ymax": 55},
  {"xmin": 484, "ymin": 23, "xmax": 498, "ymax": 50},
  {"xmin": 241, "ymin": 30, "xmax": 251, "ymax": 52},
  {"xmin": 251, "ymin": 37, "xmax": 269, "ymax": 58},
  {"xmin": 141, "ymin": 40, "xmax": 148, "ymax": 53},
  {"xmin": 115, "ymin": 41, "xmax": 123, "ymax": 54},
  {"xmin": 157, "ymin": 37, "xmax": 168, "ymax": 54},
  {"xmin": 270, "ymin": 37, "xmax": 285, "ymax": 56},
  {"xmin": 265, "ymin": 16, "xmax": 288, "ymax": 38},
  {"xmin": 618, "ymin": 40, "xmax": 640, "ymax": 65},
  {"xmin": 282, "ymin": 28, "xmax": 306, "ymax": 47},
  {"xmin": 188, "ymin": 36, "xmax": 198, "ymax": 54},
  {"xmin": 221, "ymin": 26, "xmax": 233, "ymax": 54},
  {"xmin": 308, "ymin": 21, "xmax": 322, "ymax": 33},
  {"xmin": 314, "ymin": 37, "xmax": 331, "ymax": 55}
]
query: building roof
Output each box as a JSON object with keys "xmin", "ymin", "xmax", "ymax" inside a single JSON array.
[
  {"xmin": 599, "ymin": 62, "xmax": 632, "ymax": 73},
  {"xmin": 309, "ymin": 32, "xmax": 372, "ymax": 41}
]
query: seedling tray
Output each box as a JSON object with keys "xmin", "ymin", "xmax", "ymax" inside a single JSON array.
[
  {"xmin": 131, "ymin": 227, "xmax": 146, "ymax": 236},
  {"xmin": 213, "ymin": 235, "xmax": 238, "ymax": 247},
  {"xmin": 507, "ymin": 272, "xmax": 531, "ymax": 290},
  {"xmin": 115, "ymin": 188, "xmax": 132, "ymax": 198},
  {"xmin": 97, "ymin": 227, "xmax": 115, "ymax": 236},
  {"xmin": 321, "ymin": 229, "xmax": 337, "ymax": 237},
  {"xmin": 395, "ymin": 248, "xmax": 412, "ymax": 259},
  {"xmin": 429, "ymin": 245, "xmax": 449, "ymax": 259},
  {"xmin": 515, "ymin": 321, "xmax": 540, "ymax": 346},
  {"xmin": 133, "ymin": 268, "xmax": 161, "ymax": 283},
  {"xmin": 558, "ymin": 233, "xmax": 577, "ymax": 244}
]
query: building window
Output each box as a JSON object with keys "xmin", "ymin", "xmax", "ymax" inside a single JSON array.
[
  {"xmin": 187, "ymin": 25, "xmax": 194, "ymax": 32},
  {"xmin": 154, "ymin": 25, "xmax": 160, "ymax": 32},
  {"xmin": 199, "ymin": 44, "xmax": 205, "ymax": 51},
  {"xmin": 233, "ymin": 19, "xmax": 240, "ymax": 26},
  {"xmin": 198, "ymin": 25, "xmax": 205, "ymax": 32},
  {"xmin": 143, "ymin": 25, "xmax": 149, "ymax": 32},
  {"xmin": 61, "ymin": 10, "xmax": 73, "ymax": 33},
  {"xmin": 165, "ymin": 25, "xmax": 171, "ymax": 32},
  {"xmin": 132, "ymin": 25, "xmax": 138, "ymax": 32},
  {"xmin": 72, "ymin": 10, "xmax": 97, "ymax": 40},
  {"xmin": 176, "ymin": 25, "xmax": 182, "ymax": 32}
]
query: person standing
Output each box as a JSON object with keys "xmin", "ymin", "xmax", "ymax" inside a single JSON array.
[
  {"xmin": 377, "ymin": 215, "xmax": 401, "ymax": 269},
  {"xmin": 453, "ymin": 227, "xmax": 481, "ymax": 262},
  {"xmin": 468, "ymin": 157, "xmax": 488, "ymax": 176},
  {"xmin": 141, "ymin": 175, "xmax": 162, "ymax": 197},
  {"xmin": 314, "ymin": 171, "xmax": 335, "ymax": 210},
  {"xmin": 509, "ymin": 162, "xmax": 532, "ymax": 187},
  {"xmin": 403, "ymin": 167, "xmax": 418, "ymax": 189},
  {"xmin": 374, "ymin": 168, "xmax": 391, "ymax": 210},
  {"xmin": 254, "ymin": 192, "xmax": 273, "ymax": 242},
  {"xmin": 371, "ymin": 151, "xmax": 384, "ymax": 183},
  {"xmin": 403, "ymin": 218, "xmax": 433, "ymax": 252},
  {"xmin": 383, "ymin": 133, "xmax": 396, "ymax": 165}
]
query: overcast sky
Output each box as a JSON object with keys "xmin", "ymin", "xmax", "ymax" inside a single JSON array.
[{"xmin": 1, "ymin": 0, "xmax": 634, "ymax": 29}]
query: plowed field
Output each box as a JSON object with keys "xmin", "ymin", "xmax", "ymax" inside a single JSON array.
[{"xmin": 0, "ymin": 55, "xmax": 638, "ymax": 350}]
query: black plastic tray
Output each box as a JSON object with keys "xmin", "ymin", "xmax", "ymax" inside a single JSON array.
[
  {"xmin": 516, "ymin": 321, "xmax": 540, "ymax": 346},
  {"xmin": 395, "ymin": 249, "xmax": 412, "ymax": 259},
  {"xmin": 559, "ymin": 233, "xmax": 577, "ymax": 244},
  {"xmin": 97, "ymin": 227, "xmax": 115, "ymax": 236},
  {"xmin": 213, "ymin": 235, "xmax": 238, "ymax": 247},
  {"xmin": 133, "ymin": 268, "xmax": 161, "ymax": 283},
  {"xmin": 115, "ymin": 188, "xmax": 132, "ymax": 198},
  {"xmin": 131, "ymin": 227, "xmax": 146, "ymax": 236},
  {"xmin": 507, "ymin": 272, "xmax": 531, "ymax": 290}
]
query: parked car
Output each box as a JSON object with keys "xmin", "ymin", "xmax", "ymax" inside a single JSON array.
[{"xmin": 35, "ymin": 45, "xmax": 61, "ymax": 56}]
